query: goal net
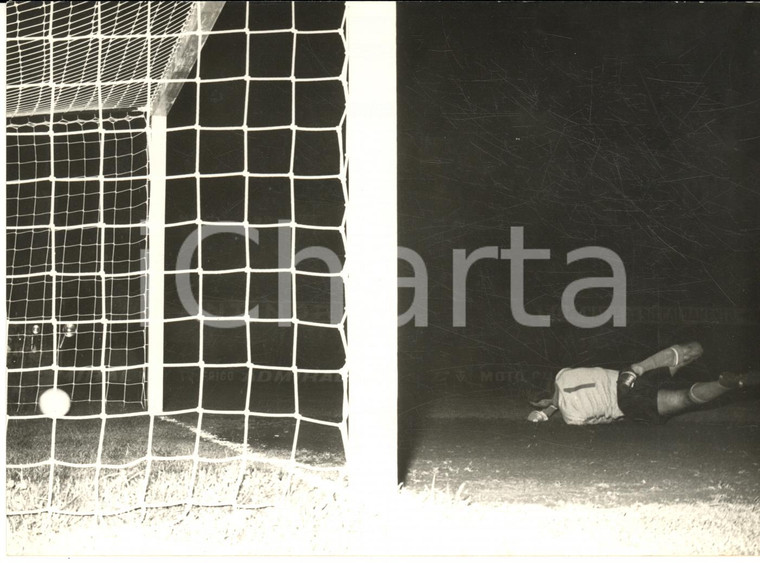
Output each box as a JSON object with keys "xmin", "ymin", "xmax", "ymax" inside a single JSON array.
[
  {"xmin": 6, "ymin": 110, "xmax": 150, "ymax": 413},
  {"xmin": 5, "ymin": 1, "xmax": 396, "ymax": 533}
]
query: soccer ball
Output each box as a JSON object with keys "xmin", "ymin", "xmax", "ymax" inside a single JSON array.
[{"xmin": 39, "ymin": 388, "xmax": 71, "ymax": 418}]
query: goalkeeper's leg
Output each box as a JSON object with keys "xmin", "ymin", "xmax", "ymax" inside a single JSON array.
[{"xmin": 657, "ymin": 370, "xmax": 760, "ymax": 417}]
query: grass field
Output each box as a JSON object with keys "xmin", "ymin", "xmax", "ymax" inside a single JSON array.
[
  {"xmin": 6, "ymin": 385, "xmax": 760, "ymax": 555},
  {"xmin": 8, "ymin": 486, "xmax": 760, "ymax": 556}
]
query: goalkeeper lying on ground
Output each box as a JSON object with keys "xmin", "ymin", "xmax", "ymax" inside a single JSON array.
[{"xmin": 527, "ymin": 342, "xmax": 760, "ymax": 425}]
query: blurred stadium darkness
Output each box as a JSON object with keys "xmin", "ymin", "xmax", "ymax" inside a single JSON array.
[{"xmin": 397, "ymin": 3, "xmax": 760, "ymax": 413}]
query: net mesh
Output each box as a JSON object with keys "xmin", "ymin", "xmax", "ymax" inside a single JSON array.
[
  {"xmin": 6, "ymin": 1, "xmax": 349, "ymax": 522},
  {"xmin": 6, "ymin": 111, "xmax": 149, "ymax": 414}
]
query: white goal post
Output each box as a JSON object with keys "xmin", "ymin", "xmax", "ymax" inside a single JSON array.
[
  {"xmin": 345, "ymin": 1, "xmax": 398, "ymax": 501},
  {"xmin": 145, "ymin": 2, "xmax": 226, "ymax": 416}
]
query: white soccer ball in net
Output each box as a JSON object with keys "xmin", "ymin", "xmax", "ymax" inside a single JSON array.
[{"xmin": 39, "ymin": 388, "xmax": 71, "ymax": 418}]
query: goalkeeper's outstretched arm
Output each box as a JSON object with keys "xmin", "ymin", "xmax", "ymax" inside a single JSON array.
[
  {"xmin": 527, "ymin": 385, "xmax": 559, "ymax": 422},
  {"xmin": 631, "ymin": 341, "xmax": 703, "ymax": 377},
  {"xmin": 527, "ymin": 403, "xmax": 558, "ymax": 422}
]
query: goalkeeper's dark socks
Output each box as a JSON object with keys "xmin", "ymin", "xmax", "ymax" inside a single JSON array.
[{"xmin": 718, "ymin": 370, "xmax": 760, "ymax": 390}]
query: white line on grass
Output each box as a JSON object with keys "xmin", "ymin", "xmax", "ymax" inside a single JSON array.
[{"xmin": 159, "ymin": 415, "xmax": 346, "ymax": 488}]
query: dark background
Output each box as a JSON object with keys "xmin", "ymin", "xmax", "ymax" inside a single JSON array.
[{"xmin": 397, "ymin": 3, "xmax": 760, "ymax": 412}]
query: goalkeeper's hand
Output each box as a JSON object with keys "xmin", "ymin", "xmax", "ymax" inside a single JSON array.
[{"xmin": 527, "ymin": 409, "xmax": 549, "ymax": 423}]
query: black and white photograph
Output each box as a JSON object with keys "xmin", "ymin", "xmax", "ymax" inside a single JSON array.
[{"xmin": 4, "ymin": 1, "xmax": 760, "ymax": 556}]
